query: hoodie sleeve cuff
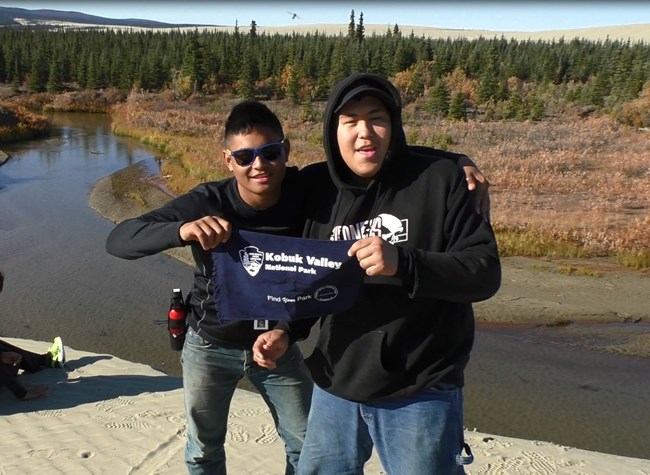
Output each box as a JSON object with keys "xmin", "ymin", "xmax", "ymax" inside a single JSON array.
[
  {"xmin": 273, "ymin": 318, "xmax": 318, "ymax": 345},
  {"xmin": 396, "ymin": 246, "xmax": 415, "ymax": 293},
  {"xmin": 272, "ymin": 321, "xmax": 298, "ymax": 346}
]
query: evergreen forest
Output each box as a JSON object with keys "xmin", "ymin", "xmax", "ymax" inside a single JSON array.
[{"xmin": 1, "ymin": 13, "xmax": 650, "ymax": 125}]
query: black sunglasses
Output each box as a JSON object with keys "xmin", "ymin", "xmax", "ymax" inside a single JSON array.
[{"xmin": 226, "ymin": 140, "xmax": 286, "ymax": 167}]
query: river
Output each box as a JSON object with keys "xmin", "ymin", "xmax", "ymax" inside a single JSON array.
[
  {"xmin": 0, "ymin": 112, "xmax": 193, "ymax": 375},
  {"xmin": 1, "ymin": 112, "xmax": 648, "ymax": 461}
]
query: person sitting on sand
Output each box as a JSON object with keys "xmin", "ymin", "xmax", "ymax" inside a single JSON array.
[{"xmin": 0, "ymin": 271, "xmax": 67, "ymax": 401}]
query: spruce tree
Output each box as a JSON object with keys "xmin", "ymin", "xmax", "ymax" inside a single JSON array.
[
  {"xmin": 448, "ymin": 92, "xmax": 467, "ymax": 121},
  {"xmin": 348, "ymin": 10, "xmax": 356, "ymax": 39},
  {"xmin": 529, "ymin": 95, "xmax": 545, "ymax": 121},
  {"xmin": 238, "ymin": 44, "xmax": 255, "ymax": 99},
  {"xmin": 428, "ymin": 79, "xmax": 450, "ymax": 116},
  {"xmin": 86, "ymin": 53, "xmax": 98, "ymax": 90},
  {"xmin": 28, "ymin": 51, "xmax": 48, "ymax": 92},
  {"xmin": 150, "ymin": 53, "xmax": 168, "ymax": 90},
  {"xmin": 46, "ymin": 55, "xmax": 63, "ymax": 92},
  {"xmin": 117, "ymin": 56, "xmax": 133, "ymax": 91},
  {"xmin": 181, "ymin": 32, "xmax": 207, "ymax": 93},
  {"xmin": 355, "ymin": 12, "xmax": 365, "ymax": 43},
  {"xmin": 11, "ymin": 58, "xmax": 21, "ymax": 92},
  {"xmin": 588, "ymin": 70, "xmax": 610, "ymax": 106},
  {"xmin": 505, "ymin": 89, "xmax": 525, "ymax": 120},
  {"xmin": 287, "ymin": 63, "xmax": 300, "ymax": 105},
  {"xmin": 0, "ymin": 48, "xmax": 4, "ymax": 83},
  {"xmin": 477, "ymin": 41, "xmax": 503, "ymax": 103},
  {"xmin": 76, "ymin": 55, "xmax": 87, "ymax": 89},
  {"xmin": 329, "ymin": 37, "xmax": 351, "ymax": 87}
]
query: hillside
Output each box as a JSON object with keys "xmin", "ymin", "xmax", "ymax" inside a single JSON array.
[
  {"xmin": 0, "ymin": 6, "xmax": 648, "ymax": 43},
  {"xmin": 0, "ymin": 6, "xmax": 204, "ymax": 28},
  {"xmin": 261, "ymin": 23, "xmax": 650, "ymax": 43}
]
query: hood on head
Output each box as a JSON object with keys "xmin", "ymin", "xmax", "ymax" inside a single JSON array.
[{"xmin": 323, "ymin": 73, "xmax": 407, "ymax": 189}]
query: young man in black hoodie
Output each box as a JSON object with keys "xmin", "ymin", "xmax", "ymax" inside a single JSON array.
[
  {"xmin": 106, "ymin": 101, "xmax": 313, "ymax": 475},
  {"xmin": 295, "ymin": 74, "xmax": 502, "ymax": 474}
]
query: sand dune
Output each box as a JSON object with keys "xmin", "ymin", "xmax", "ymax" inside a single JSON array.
[
  {"xmin": 2, "ymin": 338, "xmax": 649, "ymax": 474},
  {"xmin": 15, "ymin": 19, "xmax": 650, "ymax": 43},
  {"xmin": 254, "ymin": 23, "xmax": 650, "ymax": 43}
]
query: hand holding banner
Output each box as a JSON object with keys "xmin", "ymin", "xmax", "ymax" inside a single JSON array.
[{"xmin": 212, "ymin": 230, "xmax": 365, "ymax": 321}]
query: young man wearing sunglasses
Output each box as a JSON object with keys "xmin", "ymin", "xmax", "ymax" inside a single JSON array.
[{"xmin": 106, "ymin": 100, "xmax": 313, "ymax": 475}]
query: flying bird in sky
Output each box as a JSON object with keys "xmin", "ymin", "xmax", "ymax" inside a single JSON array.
[{"xmin": 288, "ymin": 11, "xmax": 301, "ymax": 20}]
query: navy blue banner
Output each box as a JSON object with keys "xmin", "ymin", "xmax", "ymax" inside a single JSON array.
[{"xmin": 212, "ymin": 230, "xmax": 364, "ymax": 321}]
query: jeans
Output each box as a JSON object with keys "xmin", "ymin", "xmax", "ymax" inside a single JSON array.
[
  {"xmin": 182, "ymin": 328, "xmax": 313, "ymax": 475},
  {"xmin": 298, "ymin": 384, "xmax": 470, "ymax": 475}
]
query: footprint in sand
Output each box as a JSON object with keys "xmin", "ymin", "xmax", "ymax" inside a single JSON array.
[
  {"xmin": 104, "ymin": 421, "xmax": 154, "ymax": 430},
  {"xmin": 472, "ymin": 450, "xmax": 586, "ymax": 474},
  {"xmin": 230, "ymin": 407, "xmax": 270, "ymax": 418},
  {"xmin": 95, "ymin": 396, "xmax": 135, "ymax": 413},
  {"xmin": 227, "ymin": 422, "xmax": 250, "ymax": 443},
  {"xmin": 165, "ymin": 414, "xmax": 184, "ymax": 424},
  {"xmin": 521, "ymin": 451, "xmax": 584, "ymax": 472},
  {"xmin": 27, "ymin": 447, "xmax": 82, "ymax": 460},
  {"xmin": 26, "ymin": 448, "xmax": 56, "ymax": 459},
  {"xmin": 254, "ymin": 423, "xmax": 278, "ymax": 445},
  {"xmin": 135, "ymin": 409, "xmax": 184, "ymax": 424}
]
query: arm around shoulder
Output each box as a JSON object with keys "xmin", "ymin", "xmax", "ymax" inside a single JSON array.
[{"xmin": 397, "ymin": 167, "xmax": 501, "ymax": 302}]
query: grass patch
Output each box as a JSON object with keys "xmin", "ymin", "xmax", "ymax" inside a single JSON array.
[
  {"xmin": 124, "ymin": 191, "xmax": 147, "ymax": 208},
  {"xmin": 110, "ymin": 163, "xmax": 153, "ymax": 205},
  {"xmin": 531, "ymin": 264, "xmax": 552, "ymax": 272},
  {"xmin": 616, "ymin": 250, "xmax": 650, "ymax": 270},
  {"xmin": 555, "ymin": 265, "xmax": 603, "ymax": 277},
  {"xmin": 495, "ymin": 226, "xmax": 592, "ymax": 259},
  {"xmin": 496, "ymin": 227, "xmax": 649, "ymax": 270}
]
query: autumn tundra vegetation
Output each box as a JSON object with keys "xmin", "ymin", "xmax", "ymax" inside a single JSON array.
[{"xmin": 0, "ymin": 15, "xmax": 648, "ymax": 268}]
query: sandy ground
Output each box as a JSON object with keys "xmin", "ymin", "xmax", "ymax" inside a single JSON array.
[
  {"xmin": 474, "ymin": 255, "xmax": 649, "ymax": 358},
  {"xmin": 2, "ymin": 338, "xmax": 649, "ymax": 475}
]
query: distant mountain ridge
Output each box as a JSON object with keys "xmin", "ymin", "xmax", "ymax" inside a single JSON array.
[
  {"xmin": 0, "ymin": 6, "xmax": 648, "ymax": 43},
  {"xmin": 0, "ymin": 6, "xmax": 212, "ymax": 28}
]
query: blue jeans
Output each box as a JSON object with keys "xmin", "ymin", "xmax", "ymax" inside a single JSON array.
[
  {"xmin": 298, "ymin": 384, "xmax": 471, "ymax": 475},
  {"xmin": 182, "ymin": 328, "xmax": 313, "ymax": 475}
]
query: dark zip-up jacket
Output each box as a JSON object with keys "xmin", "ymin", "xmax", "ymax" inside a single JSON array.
[
  {"xmin": 106, "ymin": 167, "xmax": 312, "ymax": 347},
  {"xmin": 301, "ymin": 73, "xmax": 501, "ymax": 402}
]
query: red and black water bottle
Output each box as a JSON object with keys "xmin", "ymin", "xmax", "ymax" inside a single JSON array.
[{"xmin": 168, "ymin": 288, "xmax": 187, "ymax": 351}]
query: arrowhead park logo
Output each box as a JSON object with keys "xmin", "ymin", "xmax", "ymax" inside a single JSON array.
[{"xmin": 239, "ymin": 245, "xmax": 264, "ymax": 276}]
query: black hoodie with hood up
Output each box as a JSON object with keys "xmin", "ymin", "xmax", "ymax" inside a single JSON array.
[{"xmin": 300, "ymin": 73, "xmax": 501, "ymax": 402}]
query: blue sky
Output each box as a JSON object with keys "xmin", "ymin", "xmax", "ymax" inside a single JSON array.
[{"xmin": 7, "ymin": 1, "xmax": 650, "ymax": 31}]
